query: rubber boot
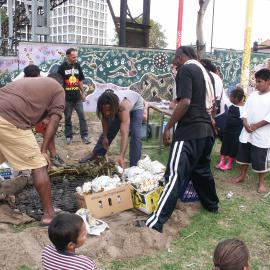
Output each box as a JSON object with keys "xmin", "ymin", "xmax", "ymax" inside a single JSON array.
[
  {"xmin": 220, "ymin": 157, "xmax": 233, "ymax": 171},
  {"xmin": 216, "ymin": 155, "xmax": 226, "ymax": 169}
]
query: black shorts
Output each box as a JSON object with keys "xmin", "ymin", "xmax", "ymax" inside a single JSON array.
[{"xmin": 236, "ymin": 142, "xmax": 270, "ymax": 173}]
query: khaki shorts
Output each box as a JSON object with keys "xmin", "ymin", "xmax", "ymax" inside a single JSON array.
[{"xmin": 0, "ymin": 116, "xmax": 47, "ymax": 170}]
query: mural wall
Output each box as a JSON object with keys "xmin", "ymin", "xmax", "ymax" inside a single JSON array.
[{"xmin": 0, "ymin": 42, "xmax": 269, "ymax": 111}]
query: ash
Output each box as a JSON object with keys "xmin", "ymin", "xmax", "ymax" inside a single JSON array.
[{"xmin": 15, "ymin": 175, "xmax": 91, "ymax": 220}]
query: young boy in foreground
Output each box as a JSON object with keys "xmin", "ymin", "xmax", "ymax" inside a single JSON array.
[
  {"xmin": 42, "ymin": 213, "xmax": 97, "ymax": 270},
  {"xmin": 231, "ymin": 68, "xmax": 270, "ymax": 193}
]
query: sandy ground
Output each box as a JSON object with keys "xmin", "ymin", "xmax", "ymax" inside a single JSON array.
[{"xmin": 0, "ymin": 114, "xmax": 201, "ymax": 270}]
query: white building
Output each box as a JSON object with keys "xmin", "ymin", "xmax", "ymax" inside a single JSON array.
[{"xmin": 50, "ymin": 0, "xmax": 108, "ymax": 45}]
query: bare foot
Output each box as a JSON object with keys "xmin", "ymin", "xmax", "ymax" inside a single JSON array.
[
  {"xmin": 231, "ymin": 175, "xmax": 245, "ymax": 184},
  {"xmin": 257, "ymin": 184, "xmax": 267, "ymax": 193},
  {"xmin": 41, "ymin": 212, "xmax": 55, "ymax": 226}
]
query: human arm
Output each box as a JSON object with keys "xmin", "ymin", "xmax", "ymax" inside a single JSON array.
[
  {"xmin": 249, "ymin": 120, "xmax": 269, "ymax": 131},
  {"xmin": 163, "ymin": 66, "xmax": 192, "ymax": 145},
  {"xmin": 242, "ymin": 118, "xmax": 253, "ymax": 133},
  {"xmin": 101, "ymin": 117, "xmax": 110, "ymax": 150},
  {"xmin": 118, "ymin": 105, "xmax": 130, "ymax": 168},
  {"xmin": 163, "ymin": 98, "xmax": 190, "ymax": 145},
  {"xmin": 41, "ymin": 114, "xmax": 61, "ymax": 154}
]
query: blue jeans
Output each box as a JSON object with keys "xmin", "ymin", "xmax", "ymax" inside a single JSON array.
[
  {"xmin": 64, "ymin": 100, "xmax": 88, "ymax": 139},
  {"xmin": 93, "ymin": 109, "xmax": 143, "ymax": 166}
]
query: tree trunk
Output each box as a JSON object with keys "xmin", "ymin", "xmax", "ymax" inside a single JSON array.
[{"xmin": 196, "ymin": 0, "xmax": 211, "ymax": 59}]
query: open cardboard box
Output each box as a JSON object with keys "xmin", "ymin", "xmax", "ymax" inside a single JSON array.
[
  {"xmin": 76, "ymin": 184, "xmax": 133, "ymax": 218},
  {"xmin": 130, "ymin": 185, "xmax": 163, "ymax": 214}
]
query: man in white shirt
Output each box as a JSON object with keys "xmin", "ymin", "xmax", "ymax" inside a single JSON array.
[{"xmin": 232, "ymin": 68, "xmax": 270, "ymax": 193}]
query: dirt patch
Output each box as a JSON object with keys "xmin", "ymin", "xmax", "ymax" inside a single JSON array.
[
  {"xmin": 0, "ymin": 114, "xmax": 202, "ymax": 269},
  {"xmin": 0, "ymin": 203, "xmax": 201, "ymax": 270}
]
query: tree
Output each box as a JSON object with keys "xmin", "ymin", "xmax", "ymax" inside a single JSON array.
[
  {"xmin": 136, "ymin": 18, "xmax": 167, "ymax": 49},
  {"xmin": 148, "ymin": 19, "xmax": 168, "ymax": 49},
  {"xmin": 113, "ymin": 18, "xmax": 168, "ymax": 49},
  {"xmin": 196, "ymin": 0, "xmax": 211, "ymax": 59}
]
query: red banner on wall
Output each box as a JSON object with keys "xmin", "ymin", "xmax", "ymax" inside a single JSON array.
[{"xmin": 176, "ymin": 0, "xmax": 184, "ymax": 48}]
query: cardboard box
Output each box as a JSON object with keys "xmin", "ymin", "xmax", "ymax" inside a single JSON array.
[
  {"xmin": 131, "ymin": 186, "xmax": 163, "ymax": 214},
  {"xmin": 76, "ymin": 184, "xmax": 133, "ymax": 218}
]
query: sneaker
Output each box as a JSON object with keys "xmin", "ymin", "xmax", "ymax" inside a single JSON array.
[
  {"xmin": 79, "ymin": 152, "xmax": 97, "ymax": 163},
  {"xmin": 82, "ymin": 136, "xmax": 90, "ymax": 144},
  {"xmin": 50, "ymin": 154, "xmax": 66, "ymax": 167},
  {"xmin": 66, "ymin": 137, "xmax": 72, "ymax": 145}
]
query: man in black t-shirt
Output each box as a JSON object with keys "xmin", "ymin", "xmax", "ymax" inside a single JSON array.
[
  {"xmin": 57, "ymin": 48, "xmax": 89, "ymax": 144},
  {"xmin": 145, "ymin": 46, "xmax": 219, "ymax": 233}
]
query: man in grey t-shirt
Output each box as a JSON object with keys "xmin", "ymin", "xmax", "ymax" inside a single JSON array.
[{"xmin": 80, "ymin": 89, "xmax": 144, "ymax": 168}]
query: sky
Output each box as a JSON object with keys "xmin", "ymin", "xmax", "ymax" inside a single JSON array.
[{"xmin": 107, "ymin": 0, "xmax": 270, "ymax": 51}]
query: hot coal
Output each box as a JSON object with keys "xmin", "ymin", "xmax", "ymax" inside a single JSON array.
[{"xmin": 15, "ymin": 175, "xmax": 91, "ymax": 220}]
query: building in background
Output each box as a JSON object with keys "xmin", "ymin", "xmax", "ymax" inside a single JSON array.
[
  {"xmin": 0, "ymin": 0, "xmax": 108, "ymax": 47},
  {"xmin": 50, "ymin": 0, "xmax": 108, "ymax": 45}
]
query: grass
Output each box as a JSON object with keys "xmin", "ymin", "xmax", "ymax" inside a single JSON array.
[
  {"xmin": 101, "ymin": 140, "xmax": 270, "ymax": 270},
  {"xmin": 17, "ymin": 266, "xmax": 32, "ymax": 270}
]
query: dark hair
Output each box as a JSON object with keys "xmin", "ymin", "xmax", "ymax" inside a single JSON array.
[
  {"xmin": 213, "ymin": 238, "xmax": 250, "ymax": 270},
  {"xmin": 201, "ymin": 58, "xmax": 217, "ymax": 73},
  {"xmin": 24, "ymin": 65, "xmax": 40, "ymax": 77},
  {"xmin": 255, "ymin": 68, "xmax": 270, "ymax": 81},
  {"xmin": 96, "ymin": 89, "xmax": 120, "ymax": 119},
  {"xmin": 230, "ymin": 86, "xmax": 245, "ymax": 103},
  {"xmin": 48, "ymin": 213, "xmax": 84, "ymax": 252},
  {"xmin": 66, "ymin": 48, "xmax": 77, "ymax": 55},
  {"xmin": 175, "ymin": 46, "xmax": 197, "ymax": 60},
  {"xmin": 48, "ymin": 73, "xmax": 64, "ymax": 86}
]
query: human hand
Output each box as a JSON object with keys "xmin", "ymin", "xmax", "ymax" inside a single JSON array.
[
  {"xmin": 117, "ymin": 155, "xmax": 125, "ymax": 169},
  {"xmin": 102, "ymin": 136, "xmax": 109, "ymax": 150},
  {"xmin": 249, "ymin": 123, "xmax": 258, "ymax": 132},
  {"xmin": 163, "ymin": 127, "xmax": 171, "ymax": 146},
  {"xmin": 41, "ymin": 117, "xmax": 50, "ymax": 125},
  {"xmin": 243, "ymin": 122, "xmax": 253, "ymax": 133}
]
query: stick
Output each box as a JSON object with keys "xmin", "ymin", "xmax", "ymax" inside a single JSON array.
[
  {"xmin": 182, "ymin": 231, "xmax": 198, "ymax": 241},
  {"xmin": 259, "ymin": 198, "xmax": 270, "ymax": 205}
]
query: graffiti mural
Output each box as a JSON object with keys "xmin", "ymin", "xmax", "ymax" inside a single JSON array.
[
  {"xmin": 1, "ymin": 42, "xmax": 269, "ymax": 110},
  {"xmin": 212, "ymin": 49, "xmax": 269, "ymax": 91}
]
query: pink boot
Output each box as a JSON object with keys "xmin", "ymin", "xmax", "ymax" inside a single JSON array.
[
  {"xmin": 216, "ymin": 155, "xmax": 226, "ymax": 169},
  {"xmin": 220, "ymin": 157, "xmax": 233, "ymax": 171}
]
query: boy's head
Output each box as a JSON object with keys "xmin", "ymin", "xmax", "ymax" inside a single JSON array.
[
  {"xmin": 213, "ymin": 238, "xmax": 250, "ymax": 270},
  {"xmin": 96, "ymin": 89, "xmax": 120, "ymax": 119},
  {"xmin": 230, "ymin": 86, "xmax": 245, "ymax": 104},
  {"xmin": 255, "ymin": 68, "xmax": 270, "ymax": 93},
  {"xmin": 48, "ymin": 213, "xmax": 87, "ymax": 252},
  {"xmin": 24, "ymin": 64, "xmax": 40, "ymax": 77}
]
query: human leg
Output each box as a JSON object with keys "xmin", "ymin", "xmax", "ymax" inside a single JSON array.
[
  {"xmin": 232, "ymin": 164, "xmax": 249, "ymax": 183},
  {"xmin": 129, "ymin": 109, "xmax": 143, "ymax": 166},
  {"xmin": 32, "ymin": 167, "xmax": 55, "ymax": 224},
  {"xmin": 190, "ymin": 137, "xmax": 219, "ymax": 212},
  {"xmin": 64, "ymin": 101, "xmax": 74, "ymax": 141},
  {"xmin": 74, "ymin": 100, "xmax": 88, "ymax": 140},
  {"xmin": 257, "ymin": 173, "xmax": 267, "ymax": 193},
  {"xmin": 0, "ymin": 117, "xmax": 54, "ymax": 223},
  {"xmin": 146, "ymin": 141, "xmax": 190, "ymax": 232},
  {"xmin": 231, "ymin": 142, "xmax": 251, "ymax": 183}
]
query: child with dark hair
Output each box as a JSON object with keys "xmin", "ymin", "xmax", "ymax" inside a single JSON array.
[
  {"xmin": 231, "ymin": 68, "xmax": 270, "ymax": 193},
  {"xmin": 213, "ymin": 238, "xmax": 250, "ymax": 270},
  {"xmin": 216, "ymin": 87, "xmax": 245, "ymax": 170},
  {"xmin": 42, "ymin": 213, "xmax": 97, "ymax": 270}
]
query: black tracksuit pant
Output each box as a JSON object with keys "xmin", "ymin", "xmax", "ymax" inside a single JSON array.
[{"xmin": 146, "ymin": 136, "xmax": 219, "ymax": 232}]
